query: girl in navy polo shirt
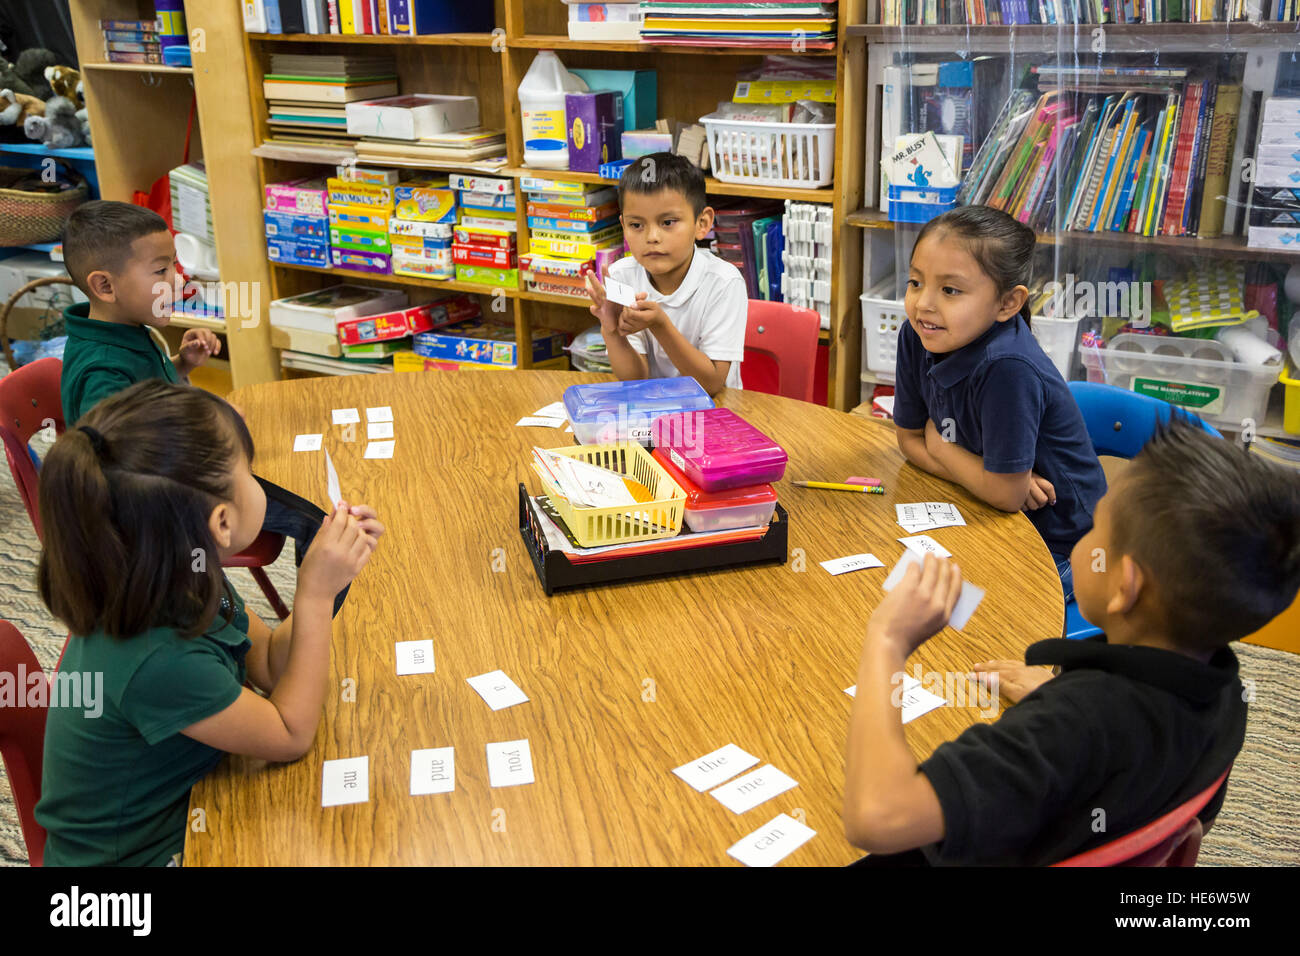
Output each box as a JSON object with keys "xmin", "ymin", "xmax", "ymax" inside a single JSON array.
[{"xmin": 892, "ymin": 205, "xmax": 1106, "ymax": 597}]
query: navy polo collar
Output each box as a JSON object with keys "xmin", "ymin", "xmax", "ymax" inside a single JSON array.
[
  {"xmin": 1025, "ymin": 636, "xmax": 1240, "ymax": 705},
  {"xmin": 925, "ymin": 317, "xmax": 1018, "ymax": 388}
]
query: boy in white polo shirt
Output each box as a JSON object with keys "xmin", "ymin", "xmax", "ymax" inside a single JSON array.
[{"xmin": 585, "ymin": 152, "xmax": 747, "ymax": 396}]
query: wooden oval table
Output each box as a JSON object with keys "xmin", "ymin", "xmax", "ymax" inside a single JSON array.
[{"xmin": 186, "ymin": 370, "xmax": 1065, "ymax": 866}]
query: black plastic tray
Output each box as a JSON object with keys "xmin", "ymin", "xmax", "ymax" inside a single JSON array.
[{"xmin": 517, "ymin": 483, "xmax": 789, "ymax": 595}]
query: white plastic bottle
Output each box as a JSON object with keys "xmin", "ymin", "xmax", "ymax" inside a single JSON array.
[{"xmin": 518, "ymin": 50, "xmax": 588, "ymax": 170}]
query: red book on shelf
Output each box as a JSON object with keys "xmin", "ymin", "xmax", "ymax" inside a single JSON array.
[{"xmin": 1161, "ymin": 81, "xmax": 1203, "ymax": 237}]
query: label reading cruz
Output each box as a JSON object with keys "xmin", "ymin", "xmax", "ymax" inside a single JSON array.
[{"xmin": 1133, "ymin": 378, "xmax": 1225, "ymax": 415}]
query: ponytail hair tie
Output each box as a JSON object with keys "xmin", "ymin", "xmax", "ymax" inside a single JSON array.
[{"xmin": 78, "ymin": 425, "xmax": 108, "ymax": 458}]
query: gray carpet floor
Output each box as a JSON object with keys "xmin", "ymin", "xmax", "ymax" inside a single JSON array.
[{"xmin": 3, "ymin": 410, "xmax": 1297, "ymax": 866}]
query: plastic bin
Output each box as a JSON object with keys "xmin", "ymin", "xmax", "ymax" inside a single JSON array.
[
  {"xmin": 651, "ymin": 448, "xmax": 778, "ymax": 533},
  {"xmin": 887, "ymin": 184, "xmax": 958, "ymax": 224},
  {"xmin": 534, "ymin": 442, "xmax": 686, "ymax": 547},
  {"xmin": 1031, "ymin": 314, "xmax": 1082, "ymax": 381},
  {"xmin": 650, "ymin": 407, "xmax": 788, "ymax": 491},
  {"xmin": 1282, "ymin": 358, "xmax": 1300, "ymax": 435},
  {"xmin": 1079, "ymin": 333, "xmax": 1282, "ymax": 429},
  {"xmin": 563, "ymin": 376, "xmax": 715, "ymax": 445},
  {"xmin": 701, "ymin": 112, "xmax": 836, "ymax": 189},
  {"xmin": 861, "ymin": 293, "xmax": 908, "ymax": 383}
]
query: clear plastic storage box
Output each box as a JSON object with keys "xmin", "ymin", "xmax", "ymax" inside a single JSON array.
[{"xmin": 563, "ymin": 377, "xmax": 715, "ymax": 445}]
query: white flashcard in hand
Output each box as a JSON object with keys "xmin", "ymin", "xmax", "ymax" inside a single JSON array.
[
  {"xmin": 881, "ymin": 550, "xmax": 984, "ymax": 630},
  {"xmin": 410, "ymin": 747, "xmax": 454, "ymax": 796},
  {"xmin": 466, "ymin": 670, "xmax": 529, "ymax": 711},
  {"xmin": 727, "ymin": 813, "xmax": 817, "ymax": 867},
  {"xmin": 332, "ymin": 408, "xmax": 360, "ymax": 425},
  {"xmin": 603, "ymin": 275, "xmax": 639, "ymax": 307},
  {"xmin": 365, "ymin": 406, "xmax": 393, "ymax": 423},
  {"xmin": 322, "ymin": 756, "xmax": 369, "ymax": 807},
  {"xmin": 672, "ymin": 744, "xmax": 760, "ymax": 793},
  {"xmin": 395, "ymin": 639, "xmax": 435, "ymax": 676},
  {"xmin": 516, "ymin": 416, "xmax": 567, "ymax": 428},
  {"xmin": 293, "ymin": 433, "xmax": 323, "ymax": 452},
  {"xmin": 367, "ymin": 421, "xmax": 394, "ymax": 441},
  {"xmin": 325, "ymin": 448, "xmax": 341, "ymax": 509},
  {"xmin": 820, "ymin": 553, "xmax": 885, "ymax": 576},
  {"xmin": 710, "ymin": 764, "xmax": 798, "ymax": 814},
  {"xmin": 898, "ymin": 535, "xmax": 952, "ymax": 559},
  {"xmin": 486, "ymin": 739, "xmax": 535, "ymax": 788},
  {"xmin": 364, "ymin": 439, "xmax": 395, "ymax": 459}
]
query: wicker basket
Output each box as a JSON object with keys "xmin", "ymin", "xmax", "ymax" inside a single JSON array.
[
  {"xmin": 0, "ymin": 166, "xmax": 89, "ymax": 247},
  {"xmin": 0, "ymin": 276, "xmax": 75, "ymax": 371}
]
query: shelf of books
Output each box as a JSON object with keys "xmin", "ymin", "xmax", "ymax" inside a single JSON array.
[
  {"xmin": 221, "ymin": 0, "xmax": 867, "ymax": 408},
  {"xmin": 854, "ymin": 17, "xmax": 1300, "ymax": 439}
]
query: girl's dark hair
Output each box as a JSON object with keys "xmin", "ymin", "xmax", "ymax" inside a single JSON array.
[
  {"xmin": 37, "ymin": 380, "xmax": 255, "ymax": 639},
  {"xmin": 912, "ymin": 204, "xmax": 1036, "ymax": 328}
]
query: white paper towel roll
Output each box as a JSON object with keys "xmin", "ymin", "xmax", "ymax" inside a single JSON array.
[{"xmin": 1216, "ymin": 325, "xmax": 1283, "ymax": 367}]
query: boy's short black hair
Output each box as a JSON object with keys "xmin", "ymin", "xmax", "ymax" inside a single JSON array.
[
  {"xmin": 618, "ymin": 152, "xmax": 708, "ymax": 217},
  {"xmin": 63, "ymin": 200, "xmax": 170, "ymax": 296},
  {"xmin": 1109, "ymin": 416, "xmax": 1300, "ymax": 651}
]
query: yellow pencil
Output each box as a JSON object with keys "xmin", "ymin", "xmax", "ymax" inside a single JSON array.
[{"xmin": 793, "ymin": 480, "xmax": 885, "ymax": 494}]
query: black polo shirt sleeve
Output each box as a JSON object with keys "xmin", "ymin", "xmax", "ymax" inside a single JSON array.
[
  {"xmin": 976, "ymin": 356, "xmax": 1045, "ymax": 473},
  {"xmin": 892, "ymin": 321, "xmax": 929, "ymax": 431},
  {"xmin": 918, "ymin": 677, "xmax": 1105, "ymax": 865}
]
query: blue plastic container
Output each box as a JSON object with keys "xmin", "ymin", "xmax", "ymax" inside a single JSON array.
[
  {"xmin": 888, "ymin": 184, "xmax": 958, "ymax": 224},
  {"xmin": 563, "ymin": 377, "xmax": 715, "ymax": 446}
]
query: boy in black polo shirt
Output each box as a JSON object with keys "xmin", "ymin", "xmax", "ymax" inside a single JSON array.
[
  {"xmin": 843, "ymin": 418, "xmax": 1300, "ymax": 865},
  {"xmin": 59, "ymin": 201, "xmax": 220, "ymax": 424}
]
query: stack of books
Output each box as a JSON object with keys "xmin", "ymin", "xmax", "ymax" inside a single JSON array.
[
  {"xmin": 242, "ymin": 1, "xmax": 494, "ymax": 36},
  {"xmin": 639, "ymin": 1, "xmax": 837, "ymax": 50},
  {"xmin": 353, "ymin": 128, "xmax": 508, "ymax": 170},
  {"xmin": 448, "ymin": 174, "xmax": 519, "ymax": 288},
  {"xmin": 263, "ymin": 53, "xmax": 398, "ymax": 145},
  {"xmin": 959, "ymin": 64, "xmax": 1245, "ymax": 240},
  {"xmin": 519, "ymin": 176, "xmax": 625, "ymax": 299},
  {"xmin": 878, "ymin": 0, "xmax": 1300, "ymax": 25},
  {"xmin": 99, "ymin": 18, "xmax": 162, "ymax": 64}
]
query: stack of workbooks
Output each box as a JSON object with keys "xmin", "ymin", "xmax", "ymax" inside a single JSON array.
[
  {"xmin": 263, "ymin": 53, "xmax": 398, "ymax": 144},
  {"xmin": 353, "ymin": 128, "xmax": 508, "ymax": 169},
  {"xmin": 639, "ymin": 1, "xmax": 838, "ymax": 49},
  {"xmin": 958, "ymin": 63, "xmax": 1244, "ymax": 239}
]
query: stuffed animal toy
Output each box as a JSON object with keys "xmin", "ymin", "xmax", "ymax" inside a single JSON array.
[
  {"xmin": 24, "ymin": 96, "xmax": 81, "ymax": 149},
  {"xmin": 75, "ymin": 81, "xmax": 90, "ymax": 146},
  {"xmin": 45, "ymin": 65, "xmax": 81, "ymax": 101},
  {"xmin": 0, "ymin": 55, "xmax": 37, "ymax": 98},
  {"xmin": 0, "ymin": 88, "xmax": 45, "ymax": 129},
  {"xmin": 14, "ymin": 49, "xmax": 58, "ymax": 100}
]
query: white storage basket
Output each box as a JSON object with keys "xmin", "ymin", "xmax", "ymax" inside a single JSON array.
[{"xmin": 701, "ymin": 113, "xmax": 836, "ymax": 189}]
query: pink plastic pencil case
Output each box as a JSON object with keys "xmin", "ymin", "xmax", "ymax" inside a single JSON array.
[{"xmin": 651, "ymin": 407, "xmax": 788, "ymax": 492}]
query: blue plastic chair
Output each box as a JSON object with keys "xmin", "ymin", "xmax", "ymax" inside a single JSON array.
[{"xmin": 1064, "ymin": 382, "xmax": 1223, "ymax": 639}]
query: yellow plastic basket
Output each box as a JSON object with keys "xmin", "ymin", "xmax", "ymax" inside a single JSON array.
[
  {"xmin": 536, "ymin": 442, "xmax": 686, "ymax": 548},
  {"xmin": 1282, "ymin": 359, "xmax": 1300, "ymax": 436}
]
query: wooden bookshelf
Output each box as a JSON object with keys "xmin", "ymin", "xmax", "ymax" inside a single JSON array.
[{"xmin": 203, "ymin": 0, "xmax": 866, "ymax": 406}]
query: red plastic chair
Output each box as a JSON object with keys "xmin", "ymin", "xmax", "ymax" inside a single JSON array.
[
  {"xmin": 1052, "ymin": 766, "xmax": 1232, "ymax": 867},
  {"xmin": 744, "ymin": 300, "xmax": 821, "ymax": 403},
  {"xmin": 0, "ymin": 358, "xmax": 290, "ymax": 619},
  {"xmin": 0, "ymin": 620, "xmax": 49, "ymax": 866}
]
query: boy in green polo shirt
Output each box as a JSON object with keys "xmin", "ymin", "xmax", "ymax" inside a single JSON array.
[{"xmin": 59, "ymin": 200, "xmax": 221, "ymax": 424}]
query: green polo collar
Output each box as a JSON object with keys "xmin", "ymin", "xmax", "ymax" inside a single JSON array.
[{"xmin": 62, "ymin": 302, "xmax": 163, "ymax": 357}]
